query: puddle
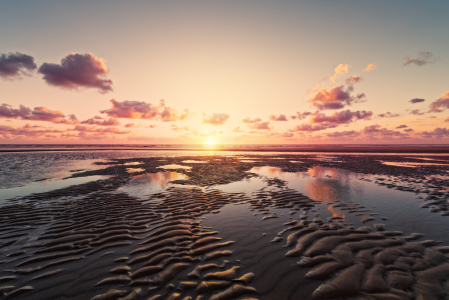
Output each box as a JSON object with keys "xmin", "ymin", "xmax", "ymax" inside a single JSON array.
[
  {"xmin": 118, "ymin": 171, "xmax": 188, "ymax": 199},
  {"xmin": 127, "ymin": 168, "xmax": 145, "ymax": 173},
  {"xmin": 182, "ymin": 160, "xmax": 208, "ymax": 163},
  {"xmin": 212, "ymin": 166, "xmax": 449, "ymax": 243},
  {"xmin": 380, "ymin": 161, "xmax": 449, "ymax": 168},
  {"xmin": 157, "ymin": 164, "xmax": 192, "ymax": 170},
  {"xmin": 0, "ymin": 175, "xmax": 111, "ymax": 203}
]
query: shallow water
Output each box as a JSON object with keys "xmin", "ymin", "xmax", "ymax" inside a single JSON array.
[{"xmin": 1, "ymin": 151, "xmax": 449, "ymax": 300}]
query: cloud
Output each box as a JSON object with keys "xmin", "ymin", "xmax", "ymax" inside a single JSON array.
[
  {"xmin": 124, "ymin": 123, "xmax": 135, "ymax": 128},
  {"xmin": 362, "ymin": 63, "xmax": 377, "ymax": 72},
  {"xmin": 288, "ymin": 123, "xmax": 338, "ymax": 132},
  {"xmin": 404, "ymin": 128, "xmax": 414, "ymax": 132},
  {"xmin": 429, "ymin": 92, "xmax": 449, "ymax": 112},
  {"xmin": 269, "ymin": 114, "xmax": 288, "ymax": 121},
  {"xmin": 170, "ymin": 125, "xmax": 190, "ymax": 132},
  {"xmin": 290, "ymin": 112, "xmax": 312, "ymax": 120},
  {"xmin": 409, "ymin": 98, "xmax": 425, "ymax": 104},
  {"xmin": 80, "ymin": 116, "xmax": 120, "ymax": 126},
  {"xmin": 0, "ymin": 52, "xmax": 37, "ymax": 79},
  {"xmin": 409, "ymin": 109, "xmax": 425, "ymax": 115},
  {"xmin": 242, "ymin": 117, "xmax": 262, "ymax": 124},
  {"xmin": 362, "ymin": 124, "xmax": 407, "ymax": 137},
  {"xmin": 249, "ymin": 121, "xmax": 271, "ymax": 130},
  {"xmin": 38, "ymin": 53, "xmax": 113, "ymax": 93},
  {"xmin": 147, "ymin": 125, "xmax": 157, "ymax": 128},
  {"xmin": 232, "ymin": 126, "xmax": 244, "ymax": 132},
  {"xmin": 377, "ymin": 112, "xmax": 400, "ymax": 118},
  {"xmin": 345, "ymin": 76, "xmax": 362, "ymax": 84},
  {"xmin": 403, "ymin": 51, "xmax": 437, "ymax": 66},
  {"xmin": 325, "ymin": 130, "xmax": 361, "ymax": 138},
  {"xmin": 309, "ymin": 110, "xmax": 373, "ymax": 124},
  {"xmin": 202, "ymin": 113, "xmax": 229, "ymax": 125},
  {"xmin": 0, "ymin": 124, "xmax": 64, "ymax": 139},
  {"xmin": 396, "ymin": 124, "xmax": 408, "ymax": 129},
  {"xmin": 420, "ymin": 127, "xmax": 449, "ymax": 138},
  {"xmin": 268, "ymin": 132, "xmax": 294, "ymax": 138},
  {"xmin": 288, "ymin": 110, "xmax": 372, "ymax": 133},
  {"xmin": 101, "ymin": 99, "xmax": 190, "ymax": 121},
  {"xmin": 307, "ymin": 85, "xmax": 365, "ymax": 110},
  {"xmin": 73, "ymin": 125, "xmax": 130, "ymax": 134},
  {"xmin": 330, "ymin": 64, "xmax": 349, "ymax": 82},
  {"xmin": 0, "ymin": 103, "xmax": 79, "ymax": 124}
]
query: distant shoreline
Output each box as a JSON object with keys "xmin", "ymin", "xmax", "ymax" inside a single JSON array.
[{"xmin": 1, "ymin": 145, "xmax": 449, "ymax": 154}]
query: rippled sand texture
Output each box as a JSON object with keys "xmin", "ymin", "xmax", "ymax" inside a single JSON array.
[{"xmin": 1, "ymin": 153, "xmax": 449, "ymax": 299}]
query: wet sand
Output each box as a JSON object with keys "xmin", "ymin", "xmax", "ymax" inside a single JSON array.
[{"xmin": 1, "ymin": 153, "xmax": 449, "ymax": 299}]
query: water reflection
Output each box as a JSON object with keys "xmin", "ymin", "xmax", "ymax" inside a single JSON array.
[
  {"xmin": 157, "ymin": 164, "xmax": 192, "ymax": 170},
  {"xmin": 118, "ymin": 171, "xmax": 187, "ymax": 198},
  {"xmin": 380, "ymin": 161, "xmax": 448, "ymax": 168}
]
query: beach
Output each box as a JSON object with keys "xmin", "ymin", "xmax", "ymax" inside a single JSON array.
[{"xmin": 1, "ymin": 149, "xmax": 449, "ymax": 299}]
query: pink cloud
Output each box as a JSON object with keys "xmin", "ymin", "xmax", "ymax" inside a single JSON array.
[
  {"xmin": 325, "ymin": 130, "xmax": 360, "ymax": 138},
  {"xmin": 396, "ymin": 124, "xmax": 408, "ymax": 129},
  {"xmin": 310, "ymin": 110, "xmax": 373, "ymax": 124},
  {"xmin": 409, "ymin": 109, "xmax": 425, "ymax": 115},
  {"xmin": 203, "ymin": 113, "xmax": 229, "ymax": 125},
  {"xmin": 429, "ymin": 92, "xmax": 449, "ymax": 112},
  {"xmin": 242, "ymin": 117, "xmax": 271, "ymax": 130},
  {"xmin": 288, "ymin": 123, "xmax": 338, "ymax": 132},
  {"xmin": 242, "ymin": 117, "xmax": 262, "ymax": 123},
  {"xmin": 0, "ymin": 103, "xmax": 79, "ymax": 124},
  {"xmin": 0, "ymin": 124, "xmax": 64, "ymax": 139},
  {"xmin": 80, "ymin": 116, "xmax": 120, "ymax": 126},
  {"xmin": 101, "ymin": 99, "xmax": 190, "ymax": 122},
  {"xmin": 147, "ymin": 125, "xmax": 157, "ymax": 128},
  {"xmin": 290, "ymin": 112, "xmax": 312, "ymax": 120},
  {"xmin": 307, "ymin": 85, "xmax": 365, "ymax": 110},
  {"xmin": 345, "ymin": 76, "xmax": 362, "ymax": 84},
  {"xmin": 269, "ymin": 114, "xmax": 288, "ymax": 121},
  {"xmin": 232, "ymin": 126, "xmax": 244, "ymax": 132},
  {"xmin": 0, "ymin": 52, "xmax": 37, "ymax": 79},
  {"xmin": 124, "ymin": 123, "xmax": 135, "ymax": 128},
  {"xmin": 362, "ymin": 124, "xmax": 407, "ymax": 138},
  {"xmin": 377, "ymin": 112, "xmax": 400, "ymax": 118},
  {"xmin": 38, "ymin": 53, "xmax": 113, "ymax": 93},
  {"xmin": 420, "ymin": 127, "xmax": 449, "ymax": 138},
  {"xmin": 73, "ymin": 125, "xmax": 130, "ymax": 134}
]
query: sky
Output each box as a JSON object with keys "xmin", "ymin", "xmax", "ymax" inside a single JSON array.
[{"xmin": 0, "ymin": 0, "xmax": 448, "ymax": 145}]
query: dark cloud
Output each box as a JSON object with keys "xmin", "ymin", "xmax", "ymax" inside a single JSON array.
[
  {"xmin": 124, "ymin": 123, "xmax": 135, "ymax": 128},
  {"xmin": 377, "ymin": 112, "xmax": 400, "ymax": 118},
  {"xmin": 403, "ymin": 51, "xmax": 437, "ymax": 66},
  {"xmin": 291, "ymin": 112, "xmax": 312, "ymax": 120},
  {"xmin": 404, "ymin": 128, "xmax": 414, "ymax": 132},
  {"xmin": 203, "ymin": 113, "xmax": 229, "ymax": 125},
  {"xmin": 307, "ymin": 85, "xmax": 365, "ymax": 110},
  {"xmin": 80, "ymin": 116, "xmax": 120, "ymax": 126},
  {"xmin": 0, "ymin": 52, "xmax": 37, "ymax": 79},
  {"xmin": 429, "ymin": 92, "xmax": 449, "ymax": 112},
  {"xmin": 325, "ymin": 130, "xmax": 360, "ymax": 138},
  {"xmin": 409, "ymin": 98, "xmax": 425, "ymax": 104},
  {"xmin": 38, "ymin": 53, "xmax": 113, "ymax": 93},
  {"xmin": 101, "ymin": 99, "xmax": 190, "ymax": 122},
  {"xmin": 396, "ymin": 124, "xmax": 408, "ymax": 129},
  {"xmin": 0, "ymin": 103, "xmax": 79, "ymax": 124},
  {"xmin": 269, "ymin": 114, "xmax": 288, "ymax": 121},
  {"xmin": 420, "ymin": 127, "xmax": 449, "ymax": 138}
]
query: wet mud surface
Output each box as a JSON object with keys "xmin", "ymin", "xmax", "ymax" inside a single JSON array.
[{"xmin": 1, "ymin": 153, "xmax": 449, "ymax": 299}]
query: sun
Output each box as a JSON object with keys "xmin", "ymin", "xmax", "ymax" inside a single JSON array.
[{"xmin": 204, "ymin": 137, "xmax": 216, "ymax": 147}]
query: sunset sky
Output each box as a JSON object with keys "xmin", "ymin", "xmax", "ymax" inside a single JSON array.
[{"xmin": 1, "ymin": 0, "xmax": 448, "ymax": 144}]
